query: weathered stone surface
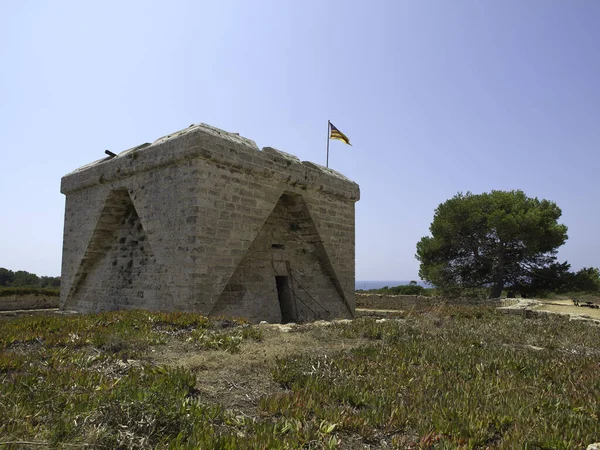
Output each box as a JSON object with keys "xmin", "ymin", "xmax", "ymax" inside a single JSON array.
[
  {"xmin": 0, "ymin": 295, "xmax": 59, "ymax": 311},
  {"xmin": 60, "ymin": 123, "xmax": 360, "ymax": 322},
  {"xmin": 356, "ymin": 294, "xmax": 503, "ymax": 310}
]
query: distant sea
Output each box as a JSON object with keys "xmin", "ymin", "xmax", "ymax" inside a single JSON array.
[{"xmin": 355, "ymin": 280, "xmax": 428, "ymax": 290}]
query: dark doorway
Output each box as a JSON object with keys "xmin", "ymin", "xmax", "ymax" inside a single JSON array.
[{"xmin": 276, "ymin": 276, "xmax": 294, "ymax": 323}]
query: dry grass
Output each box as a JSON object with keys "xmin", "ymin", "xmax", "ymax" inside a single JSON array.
[
  {"xmin": 532, "ymin": 294, "xmax": 600, "ymax": 320},
  {"xmin": 151, "ymin": 323, "xmax": 370, "ymax": 415},
  {"xmin": 535, "ymin": 301, "xmax": 600, "ymax": 319}
]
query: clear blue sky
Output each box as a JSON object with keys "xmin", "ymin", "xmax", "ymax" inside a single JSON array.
[{"xmin": 2, "ymin": 1, "xmax": 599, "ymax": 280}]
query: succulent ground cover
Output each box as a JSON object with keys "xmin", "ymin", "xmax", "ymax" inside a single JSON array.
[{"xmin": 0, "ymin": 307, "xmax": 599, "ymax": 449}]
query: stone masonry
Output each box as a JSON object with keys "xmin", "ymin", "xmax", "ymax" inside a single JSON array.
[{"xmin": 60, "ymin": 123, "xmax": 360, "ymax": 323}]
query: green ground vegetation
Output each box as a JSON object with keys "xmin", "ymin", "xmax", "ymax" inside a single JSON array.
[{"xmin": 1, "ymin": 307, "xmax": 599, "ymax": 449}]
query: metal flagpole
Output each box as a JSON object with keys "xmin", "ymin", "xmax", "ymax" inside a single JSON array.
[{"xmin": 326, "ymin": 120, "xmax": 330, "ymax": 168}]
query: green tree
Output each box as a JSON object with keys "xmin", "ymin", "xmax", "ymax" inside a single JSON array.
[
  {"xmin": 517, "ymin": 261, "xmax": 572, "ymax": 297},
  {"xmin": 570, "ymin": 267, "xmax": 600, "ymax": 292},
  {"xmin": 0, "ymin": 268, "xmax": 14, "ymax": 286},
  {"xmin": 11, "ymin": 270, "xmax": 41, "ymax": 287},
  {"xmin": 416, "ymin": 190, "xmax": 568, "ymax": 298},
  {"xmin": 40, "ymin": 275, "xmax": 61, "ymax": 288}
]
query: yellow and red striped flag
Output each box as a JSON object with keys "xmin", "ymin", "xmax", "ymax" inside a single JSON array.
[{"xmin": 329, "ymin": 122, "xmax": 352, "ymax": 146}]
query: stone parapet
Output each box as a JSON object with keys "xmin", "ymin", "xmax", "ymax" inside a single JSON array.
[{"xmin": 61, "ymin": 124, "xmax": 360, "ymax": 202}]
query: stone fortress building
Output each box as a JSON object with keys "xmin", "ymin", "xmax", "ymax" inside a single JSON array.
[{"xmin": 60, "ymin": 123, "xmax": 360, "ymax": 323}]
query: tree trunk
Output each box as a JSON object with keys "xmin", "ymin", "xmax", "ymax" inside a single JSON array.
[
  {"xmin": 490, "ymin": 244, "xmax": 505, "ymax": 298},
  {"xmin": 489, "ymin": 280, "xmax": 504, "ymax": 298}
]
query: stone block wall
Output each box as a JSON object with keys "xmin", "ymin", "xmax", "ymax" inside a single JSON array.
[
  {"xmin": 60, "ymin": 124, "xmax": 359, "ymax": 323},
  {"xmin": 0, "ymin": 295, "xmax": 59, "ymax": 311},
  {"xmin": 356, "ymin": 294, "xmax": 503, "ymax": 310}
]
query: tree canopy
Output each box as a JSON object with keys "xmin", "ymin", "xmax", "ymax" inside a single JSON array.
[
  {"xmin": 519, "ymin": 263, "xmax": 600, "ymax": 297},
  {"xmin": 415, "ymin": 190, "xmax": 569, "ymax": 298},
  {"xmin": 0, "ymin": 268, "xmax": 60, "ymax": 288}
]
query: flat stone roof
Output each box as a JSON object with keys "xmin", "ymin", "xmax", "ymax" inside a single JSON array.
[{"xmin": 61, "ymin": 123, "xmax": 360, "ymax": 201}]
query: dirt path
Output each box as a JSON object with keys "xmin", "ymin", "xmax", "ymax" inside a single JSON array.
[
  {"xmin": 151, "ymin": 322, "xmax": 369, "ymax": 415},
  {"xmin": 535, "ymin": 299, "xmax": 600, "ymax": 320}
]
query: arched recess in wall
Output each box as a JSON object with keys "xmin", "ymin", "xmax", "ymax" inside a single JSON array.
[
  {"xmin": 211, "ymin": 191, "xmax": 353, "ymax": 321},
  {"xmin": 64, "ymin": 187, "xmax": 172, "ymax": 311}
]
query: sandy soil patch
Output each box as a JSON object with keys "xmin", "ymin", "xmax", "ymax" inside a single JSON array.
[
  {"xmin": 534, "ymin": 300, "xmax": 600, "ymax": 320},
  {"xmin": 150, "ymin": 323, "xmax": 369, "ymax": 415}
]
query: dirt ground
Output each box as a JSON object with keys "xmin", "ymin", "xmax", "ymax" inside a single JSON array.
[
  {"xmin": 151, "ymin": 322, "xmax": 371, "ymax": 416},
  {"xmin": 534, "ymin": 299, "xmax": 600, "ymax": 320}
]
